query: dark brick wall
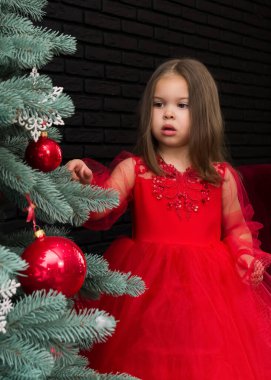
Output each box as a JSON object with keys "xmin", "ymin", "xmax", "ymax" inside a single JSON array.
[
  {"xmin": 43, "ymin": 0, "xmax": 271, "ymax": 168},
  {"xmin": 5, "ymin": 1, "xmax": 271, "ymax": 251},
  {"xmin": 42, "ymin": 0, "xmax": 271, "ymax": 250}
]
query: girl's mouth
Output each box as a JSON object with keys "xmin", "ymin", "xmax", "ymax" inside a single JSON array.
[{"xmin": 161, "ymin": 125, "xmax": 177, "ymax": 136}]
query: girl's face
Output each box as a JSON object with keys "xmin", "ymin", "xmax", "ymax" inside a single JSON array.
[{"xmin": 151, "ymin": 74, "xmax": 190, "ymax": 152}]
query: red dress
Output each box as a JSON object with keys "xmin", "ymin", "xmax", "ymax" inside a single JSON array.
[{"xmin": 82, "ymin": 154, "xmax": 271, "ymax": 380}]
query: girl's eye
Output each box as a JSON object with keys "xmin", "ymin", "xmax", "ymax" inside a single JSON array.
[
  {"xmin": 153, "ymin": 101, "xmax": 164, "ymax": 108},
  {"xmin": 178, "ymin": 103, "xmax": 189, "ymax": 109}
]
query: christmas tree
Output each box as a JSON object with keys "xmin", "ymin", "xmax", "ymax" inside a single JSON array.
[{"xmin": 0, "ymin": 1, "xmax": 144, "ymax": 378}]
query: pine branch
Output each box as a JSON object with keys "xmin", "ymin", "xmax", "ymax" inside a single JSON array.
[
  {"xmin": 7, "ymin": 290, "xmax": 67, "ymax": 326},
  {"xmin": 12, "ymin": 35, "xmax": 55, "ymax": 69},
  {"xmin": 81, "ymin": 254, "xmax": 146, "ymax": 298},
  {"xmin": 49, "ymin": 353, "xmax": 139, "ymax": 380},
  {"xmin": 0, "ymin": 73, "xmax": 53, "ymax": 95},
  {"xmin": 123, "ymin": 274, "xmax": 147, "ymax": 297},
  {"xmin": 46, "ymin": 355, "xmax": 99, "ymax": 380},
  {"xmin": 0, "ymin": 226, "xmax": 70, "ymax": 249},
  {"xmin": 0, "ymin": 147, "xmax": 35, "ymax": 193},
  {"xmin": 32, "ymin": 26, "xmax": 77, "ymax": 56},
  {"xmin": 99, "ymin": 375, "xmax": 140, "ymax": 380},
  {"xmin": 0, "ymin": 169, "xmax": 75, "ymax": 225},
  {"xmin": 0, "ymin": 38, "xmax": 15, "ymax": 77},
  {"xmin": 0, "ymin": 123, "xmax": 28, "ymax": 138},
  {"xmin": 0, "ymin": 11, "xmax": 35, "ymax": 35},
  {"xmin": 0, "ymin": 0, "xmax": 47, "ymax": 22},
  {"xmin": 0, "ymin": 245, "xmax": 28, "ymax": 275},
  {"xmin": 0, "ymin": 366, "xmax": 43, "ymax": 379},
  {"xmin": 49, "ymin": 342, "xmax": 80, "ymax": 367},
  {"xmin": 29, "ymin": 173, "xmax": 74, "ymax": 224},
  {"xmin": 49, "ymin": 367, "xmax": 140, "ymax": 380},
  {"xmin": 0, "ymin": 31, "xmax": 76, "ymax": 72},
  {"xmin": 83, "ymin": 271, "xmax": 145, "ymax": 298},
  {"xmin": 43, "ymin": 92, "xmax": 75, "ymax": 119},
  {"xmin": 71, "ymin": 253, "xmax": 107, "ymax": 299},
  {"xmin": 11, "ymin": 308, "xmax": 117, "ymax": 349},
  {"xmin": 0, "ymin": 87, "xmax": 24, "ymax": 125},
  {"xmin": 49, "ymin": 367, "xmax": 99, "ymax": 379},
  {"xmin": 6, "ymin": 291, "xmax": 117, "ymax": 349},
  {"xmin": 85, "ymin": 254, "xmax": 110, "ymax": 277},
  {"xmin": 0, "ymin": 135, "xmax": 28, "ymax": 158},
  {"xmin": 47, "ymin": 126, "xmax": 62, "ymax": 143},
  {"xmin": 0, "ymin": 336, "xmax": 54, "ymax": 377}
]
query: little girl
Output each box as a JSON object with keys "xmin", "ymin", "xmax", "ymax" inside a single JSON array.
[{"xmin": 67, "ymin": 58, "xmax": 271, "ymax": 379}]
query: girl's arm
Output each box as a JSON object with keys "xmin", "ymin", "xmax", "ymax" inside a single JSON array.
[
  {"xmin": 221, "ymin": 165, "xmax": 271, "ymax": 286},
  {"xmin": 66, "ymin": 155, "xmax": 136, "ymax": 230}
]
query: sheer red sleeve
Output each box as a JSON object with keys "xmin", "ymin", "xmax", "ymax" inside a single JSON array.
[
  {"xmin": 83, "ymin": 152, "xmax": 136, "ymax": 231},
  {"xmin": 222, "ymin": 163, "xmax": 271, "ymax": 287}
]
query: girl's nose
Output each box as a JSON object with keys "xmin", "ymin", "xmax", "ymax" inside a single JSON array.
[{"xmin": 163, "ymin": 106, "xmax": 175, "ymax": 119}]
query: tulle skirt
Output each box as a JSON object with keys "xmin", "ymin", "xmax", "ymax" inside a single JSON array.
[{"xmin": 82, "ymin": 237, "xmax": 271, "ymax": 380}]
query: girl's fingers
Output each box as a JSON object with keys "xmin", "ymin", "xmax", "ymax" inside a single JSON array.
[
  {"xmin": 70, "ymin": 171, "xmax": 80, "ymax": 181},
  {"xmin": 79, "ymin": 166, "xmax": 93, "ymax": 183},
  {"xmin": 66, "ymin": 160, "xmax": 93, "ymax": 184},
  {"xmin": 66, "ymin": 160, "xmax": 81, "ymax": 172}
]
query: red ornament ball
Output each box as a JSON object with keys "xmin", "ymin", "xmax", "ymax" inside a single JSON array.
[
  {"xmin": 20, "ymin": 230, "xmax": 87, "ymax": 297},
  {"xmin": 25, "ymin": 134, "xmax": 62, "ymax": 172}
]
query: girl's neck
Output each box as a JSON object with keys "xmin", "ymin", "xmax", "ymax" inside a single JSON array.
[{"xmin": 157, "ymin": 146, "xmax": 191, "ymax": 172}]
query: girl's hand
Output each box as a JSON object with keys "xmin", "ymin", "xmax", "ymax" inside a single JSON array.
[
  {"xmin": 237, "ymin": 253, "xmax": 265, "ymax": 287},
  {"xmin": 250, "ymin": 259, "xmax": 265, "ymax": 287},
  {"xmin": 66, "ymin": 159, "xmax": 93, "ymax": 184}
]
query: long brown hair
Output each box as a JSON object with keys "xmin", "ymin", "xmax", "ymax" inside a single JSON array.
[{"xmin": 135, "ymin": 58, "xmax": 228, "ymax": 184}]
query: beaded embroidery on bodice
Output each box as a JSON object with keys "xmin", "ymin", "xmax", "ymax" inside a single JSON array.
[{"xmin": 135, "ymin": 157, "xmax": 225, "ymax": 219}]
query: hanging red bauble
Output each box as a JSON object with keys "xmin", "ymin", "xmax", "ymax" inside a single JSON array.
[
  {"xmin": 25, "ymin": 131, "xmax": 62, "ymax": 172},
  {"xmin": 20, "ymin": 229, "xmax": 87, "ymax": 297}
]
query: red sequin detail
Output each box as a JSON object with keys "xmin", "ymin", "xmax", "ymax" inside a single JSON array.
[
  {"xmin": 151, "ymin": 158, "xmax": 213, "ymax": 218},
  {"xmin": 135, "ymin": 157, "xmax": 225, "ymax": 218},
  {"xmin": 135, "ymin": 158, "xmax": 148, "ymax": 175}
]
